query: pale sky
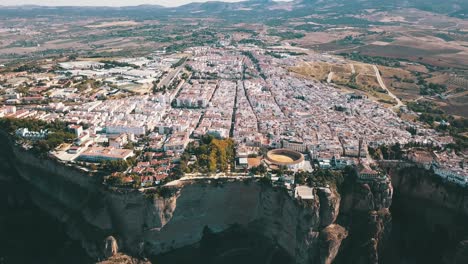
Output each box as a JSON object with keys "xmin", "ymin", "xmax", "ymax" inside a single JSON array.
[{"xmin": 0, "ymin": 0, "xmax": 250, "ymax": 7}]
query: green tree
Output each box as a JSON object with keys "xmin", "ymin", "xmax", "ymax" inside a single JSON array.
[
  {"xmin": 103, "ymin": 160, "xmax": 129, "ymax": 172},
  {"xmin": 209, "ymin": 150, "xmax": 217, "ymax": 173},
  {"xmin": 106, "ymin": 174, "xmax": 125, "ymax": 186},
  {"xmin": 132, "ymin": 174, "xmax": 141, "ymax": 188}
]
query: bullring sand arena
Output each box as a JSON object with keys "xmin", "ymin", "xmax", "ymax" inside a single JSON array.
[
  {"xmin": 268, "ymin": 153, "xmax": 295, "ymax": 163},
  {"xmin": 266, "ymin": 149, "xmax": 304, "ymax": 166}
]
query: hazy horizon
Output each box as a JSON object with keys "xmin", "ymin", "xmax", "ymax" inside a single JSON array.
[{"xmin": 0, "ymin": 0, "xmax": 291, "ymax": 8}]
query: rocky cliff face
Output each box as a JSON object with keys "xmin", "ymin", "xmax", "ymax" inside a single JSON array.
[
  {"xmin": 4, "ymin": 127, "xmax": 468, "ymax": 264},
  {"xmin": 334, "ymin": 176, "xmax": 393, "ymax": 264},
  {"xmin": 97, "ymin": 253, "xmax": 151, "ymax": 264},
  {"xmin": 386, "ymin": 166, "xmax": 468, "ymax": 264},
  {"xmin": 391, "ymin": 166, "xmax": 468, "ymax": 216},
  {"xmin": 319, "ymin": 224, "xmax": 348, "ymax": 264},
  {"xmin": 0, "ymin": 141, "xmax": 92, "ymax": 264},
  {"xmin": 0, "ymin": 133, "xmax": 350, "ymax": 264}
]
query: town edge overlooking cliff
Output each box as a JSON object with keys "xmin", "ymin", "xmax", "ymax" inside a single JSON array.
[
  {"xmin": 1, "ymin": 124, "xmax": 468, "ymax": 264},
  {"xmin": 0, "ymin": 2, "xmax": 467, "ymax": 262},
  {"xmin": 1, "ymin": 129, "xmax": 349, "ymax": 263}
]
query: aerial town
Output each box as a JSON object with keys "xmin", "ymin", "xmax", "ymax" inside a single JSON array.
[
  {"xmin": 1, "ymin": 1, "xmax": 468, "ymax": 263},
  {"xmin": 0, "ymin": 45, "xmax": 466, "ymax": 194}
]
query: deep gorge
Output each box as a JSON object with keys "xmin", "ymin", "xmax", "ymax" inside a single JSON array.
[{"xmin": 1, "ymin": 132, "xmax": 468, "ymax": 264}]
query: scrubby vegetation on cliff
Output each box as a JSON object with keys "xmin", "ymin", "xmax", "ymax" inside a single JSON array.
[
  {"xmin": 368, "ymin": 143, "xmax": 404, "ymax": 160},
  {"xmin": 105, "ymin": 172, "xmax": 141, "ymax": 189},
  {"xmin": 0, "ymin": 117, "xmax": 75, "ymax": 153},
  {"xmin": 295, "ymin": 165, "xmax": 358, "ymax": 193}
]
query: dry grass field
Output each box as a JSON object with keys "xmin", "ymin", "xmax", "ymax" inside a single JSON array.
[
  {"xmin": 85, "ymin": 21, "xmax": 140, "ymax": 28},
  {"xmin": 290, "ymin": 60, "xmax": 398, "ymax": 105},
  {"xmin": 379, "ymin": 67, "xmax": 420, "ymax": 101},
  {"xmin": 290, "ymin": 48, "xmax": 467, "ymax": 116},
  {"xmin": 290, "ymin": 62, "xmax": 329, "ymax": 81}
]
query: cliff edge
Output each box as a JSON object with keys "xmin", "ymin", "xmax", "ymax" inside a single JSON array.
[{"xmin": 0, "ymin": 132, "xmax": 350, "ymax": 264}]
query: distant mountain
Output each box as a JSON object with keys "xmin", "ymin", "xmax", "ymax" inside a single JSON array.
[
  {"xmin": 171, "ymin": 0, "xmax": 467, "ymax": 17},
  {"xmin": 0, "ymin": 0, "xmax": 466, "ymax": 19},
  {"xmin": 248, "ymin": 0, "xmax": 274, "ymax": 2},
  {"xmin": 296, "ymin": 0, "xmax": 468, "ymax": 15}
]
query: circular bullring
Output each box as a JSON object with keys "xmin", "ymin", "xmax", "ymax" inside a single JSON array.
[{"xmin": 266, "ymin": 149, "xmax": 304, "ymax": 166}]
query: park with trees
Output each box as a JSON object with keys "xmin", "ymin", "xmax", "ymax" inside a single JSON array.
[
  {"xmin": 0, "ymin": 117, "xmax": 75, "ymax": 154},
  {"xmin": 179, "ymin": 134, "xmax": 235, "ymax": 174}
]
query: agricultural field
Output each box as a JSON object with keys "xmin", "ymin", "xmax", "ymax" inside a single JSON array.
[
  {"xmin": 0, "ymin": 1, "xmax": 466, "ymax": 118},
  {"xmin": 289, "ymin": 60, "xmax": 397, "ymax": 106}
]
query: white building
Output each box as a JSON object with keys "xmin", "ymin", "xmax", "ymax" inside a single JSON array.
[
  {"xmin": 164, "ymin": 132, "xmax": 189, "ymax": 153},
  {"xmin": 106, "ymin": 125, "xmax": 146, "ymax": 136},
  {"xmin": 15, "ymin": 128, "xmax": 48, "ymax": 140},
  {"xmin": 434, "ymin": 167, "xmax": 468, "ymax": 187},
  {"xmin": 283, "ymin": 139, "xmax": 307, "ymax": 153},
  {"xmin": 78, "ymin": 147, "xmax": 134, "ymax": 162},
  {"xmin": 109, "ymin": 134, "xmax": 128, "ymax": 148},
  {"xmin": 68, "ymin": 125, "xmax": 83, "ymax": 137}
]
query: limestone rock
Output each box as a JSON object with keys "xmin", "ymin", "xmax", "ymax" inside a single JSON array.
[
  {"xmin": 97, "ymin": 253, "xmax": 150, "ymax": 264},
  {"xmin": 319, "ymin": 224, "xmax": 348, "ymax": 264},
  {"xmin": 365, "ymin": 209, "xmax": 392, "ymax": 264},
  {"xmin": 351, "ymin": 180, "xmax": 393, "ymax": 212},
  {"xmin": 317, "ymin": 187, "xmax": 340, "ymax": 227},
  {"xmin": 1, "ymin": 132, "xmax": 397, "ymax": 264},
  {"xmin": 103, "ymin": 236, "xmax": 118, "ymax": 258}
]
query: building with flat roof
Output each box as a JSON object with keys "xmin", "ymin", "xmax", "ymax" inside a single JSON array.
[
  {"xmin": 164, "ymin": 132, "xmax": 189, "ymax": 153},
  {"xmin": 283, "ymin": 138, "xmax": 307, "ymax": 153},
  {"xmin": 106, "ymin": 124, "xmax": 146, "ymax": 136},
  {"xmin": 68, "ymin": 124, "xmax": 83, "ymax": 137},
  {"xmin": 78, "ymin": 147, "xmax": 134, "ymax": 162},
  {"xmin": 357, "ymin": 166, "xmax": 386, "ymax": 181},
  {"xmin": 294, "ymin": 186, "xmax": 314, "ymax": 200},
  {"xmin": 109, "ymin": 134, "xmax": 128, "ymax": 149}
]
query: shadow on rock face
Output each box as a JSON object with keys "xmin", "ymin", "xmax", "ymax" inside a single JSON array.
[
  {"xmin": 153, "ymin": 224, "xmax": 294, "ymax": 264},
  {"xmin": 0, "ymin": 184, "xmax": 92, "ymax": 264}
]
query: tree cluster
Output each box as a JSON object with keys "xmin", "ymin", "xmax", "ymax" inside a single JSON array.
[
  {"xmin": 0, "ymin": 118, "xmax": 75, "ymax": 153},
  {"xmin": 416, "ymin": 77, "xmax": 447, "ymax": 96},
  {"xmin": 102, "ymin": 160, "xmax": 130, "ymax": 172},
  {"xmin": 170, "ymin": 57, "xmax": 187, "ymax": 68},
  {"xmin": 294, "ymin": 167, "xmax": 354, "ymax": 191},
  {"xmin": 33, "ymin": 131, "xmax": 75, "ymax": 153},
  {"xmin": 180, "ymin": 135, "xmax": 235, "ymax": 174},
  {"xmin": 105, "ymin": 173, "xmax": 141, "ymax": 189},
  {"xmin": 368, "ymin": 143, "xmax": 404, "ymax": 160},
  {"xmin": 249, "ymin": 163, "xmax": 267, "ymax": 176}
]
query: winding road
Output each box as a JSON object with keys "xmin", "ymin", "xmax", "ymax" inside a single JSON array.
[{"xmin": 372, "ymin": 65, "xmax": 404, "ymax": 110}]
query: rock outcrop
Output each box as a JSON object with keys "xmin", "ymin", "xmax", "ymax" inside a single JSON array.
[
  {"xmin": 0, "ymin": 132, "xmax": 349, "ymax": 264},
  {"xmin": 387, "ymin": 166, "xmax": 468, "ymax": 264},
  {"xmin": 319, "ymin": 224, "xmax": 348, "ymax": 264},
  {"xmin": 316, "ymin": 187, "xmax": 340, "ymax": 227},
  {"xmin": 97, "ymin": 253, "xmax": 151, "ymax": 264},
  {"xmin": 6, "ymin": 130, "xmax": 468, "ymax": 264},
  {"xmin": 103, "ymin": 236, "xmax": 119, "ymax": 258},
  {"xmin": 391, "ymin": 166, "xmax": 468, "ymax": 216},
  {"xmin": 335, "ymin": 176, "xmax": 393, "ymax": 264}
]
